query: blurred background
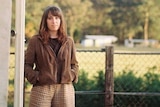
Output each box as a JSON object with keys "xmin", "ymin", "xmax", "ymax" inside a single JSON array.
[
  {"xmin": 11, "ymin": 0, "xmax": 160, "ymax": 48},
  {"xmin": 9, "ymin": 0, "xmax": 160, "ymax": 107}
]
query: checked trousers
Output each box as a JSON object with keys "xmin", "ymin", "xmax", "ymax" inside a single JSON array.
[{"xmin": 29, "ymin": 84, "xmax": 75, "ymax": 107}]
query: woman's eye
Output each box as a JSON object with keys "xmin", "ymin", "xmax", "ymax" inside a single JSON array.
[
  {"xmin": 47, "ymin": 16, "xmax": 60, "ymax": 20},
  {"xmin": 55, "ymin": 16, "xmax": 59, "ymax": 19},
  {"xmin": 48, "ymin": 17, "xmax": 52, "ymax": 20}
]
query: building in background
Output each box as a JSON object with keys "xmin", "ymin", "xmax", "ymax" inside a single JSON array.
[
  {"xmin": 124, "ymin": 39, "xmax": 158, "ymax": 48},
  {"xmin": 81, "ymin": 35, "xmax": 118, "ymax": 47}
]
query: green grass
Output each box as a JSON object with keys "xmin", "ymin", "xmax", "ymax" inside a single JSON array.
[{"xmin": 9, "ymin": 45, "xmax": 160, "ymax": 79}]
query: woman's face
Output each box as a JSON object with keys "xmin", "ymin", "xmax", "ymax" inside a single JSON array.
[{"xmin": 47, "ymin": 12, "xmax": 61, "ymax": 32}]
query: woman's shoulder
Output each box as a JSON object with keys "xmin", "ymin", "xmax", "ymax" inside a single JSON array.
[
  {"xmin": 66, "ymin": 36, "xmax": 74, "ymax": 42},
  {"xmin": 29, "ymin": 35, "xmax": 41, "ymax": 41},
  {"xmin": 30, "ymin": 34, "xmax": 39, "ymax": 40},
  {"xmin": 27, "ymin": 35, "xmax": 42, "ymax": 45}
]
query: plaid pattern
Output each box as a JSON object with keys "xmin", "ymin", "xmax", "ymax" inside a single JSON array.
[{"xmin": 29, "ymin": 84, "xmax": 75, "ymax": 107}]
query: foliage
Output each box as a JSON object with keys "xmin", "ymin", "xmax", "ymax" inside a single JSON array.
[
  {"xmin": 74, "ymin": 69, "xmax": 94, "ymax": 90},
  {"xmin": 84, "ymin": 0, "xmax": 114, "ymax": 35},
  {"xmin": 109, "ymin": 0, "xmax": 144, "ymax": 43},
  {"xmin": 143, "ymin": 66, "xmax": 160, "ymax": 107},
  {"xmin": 8, "ymin": 67, "xmax": 160, "ymax": 107},
  {"xmin": 74, "ymin": 70, "xmax": 105, "ymax": 107},
  {"xmin": 11, "ymin": 0, "xmax": 160, "ymax": 44},
  {"xmin": 25, "ymin": 0, "xmax": 56, "ymax": 38},
  {"xmin": 114, "ymin": 70, "xmax": 143, "ymax": 92},
  {"xmin": 114, "ymin": 67, "xmax": 160, "ymax": 107},
  {"xmin": 114, "ymin": 70, "xmax": 144, "ymax": 106},
  {"xmin": 137, "ymin": 0, "xmax": 160, "ymax": 44},
  {"xmin": 56, "ymin": 0, "xmax": 93, "ymax": 41},
  {"xmin": 11, "ymin": 0, "xmax": 15, "ymax": 30},
  {"xmin": 143, "ymin": 66, "xmax": 160, "ymax": 92},
  {"xmin": 75, "ymin": 68, "xmax": 160, "ymax": 107}
]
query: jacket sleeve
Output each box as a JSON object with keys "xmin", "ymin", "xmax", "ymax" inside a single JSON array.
[
  {"xmin": 70, "ymin": 38, "xmax": 79, "ymax": 83},
  {"xmin": 24, "ymin": 36, "xmax": 39, "ymax": 85}
]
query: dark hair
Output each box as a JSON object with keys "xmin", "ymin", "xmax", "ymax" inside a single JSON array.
[{"xmin": 39, "ymin": 6, "xmax": 67, "ymax": 44}]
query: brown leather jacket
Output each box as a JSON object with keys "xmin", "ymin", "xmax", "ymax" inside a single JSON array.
[{"xmin": 24, "ymin": 35, "xmax": 79, "ymax": 86}]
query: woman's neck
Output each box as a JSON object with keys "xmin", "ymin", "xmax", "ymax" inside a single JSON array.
[{"xmin": 49, "ymin": 31, "xmax": 58, "ymax": 38}]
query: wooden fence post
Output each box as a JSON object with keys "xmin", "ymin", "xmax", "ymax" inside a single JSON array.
[{"xmin": 105, "ymin": 46, "xmax": 114, "ymax": 107}]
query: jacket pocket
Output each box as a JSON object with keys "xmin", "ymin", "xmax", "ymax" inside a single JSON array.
[
  {"xmin": 70, "ymin": 69, "xmax": 76, "ymax": 82},
  {"xmin": 28, "ymin": 71, "xmax": 39, "ymax": 85}
]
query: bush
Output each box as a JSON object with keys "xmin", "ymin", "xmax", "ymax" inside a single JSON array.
[{"xmin": 74, "ymin": 70, "xmax": 105, "ymax": 107}]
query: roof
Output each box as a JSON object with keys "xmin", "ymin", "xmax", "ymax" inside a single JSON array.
[{"xmin": 84, "ymin": 35, "xmax": 118, "ymax": 42}]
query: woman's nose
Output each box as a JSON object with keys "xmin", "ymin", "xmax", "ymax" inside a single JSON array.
[{"xmin": 52, "ymin": 18, "xmax": 57, "ymax": 23}]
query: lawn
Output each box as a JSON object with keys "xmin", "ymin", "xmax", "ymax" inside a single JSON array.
[{"xmin": 9, "ymin": 45, "xmax": 160, "ymax": 80}]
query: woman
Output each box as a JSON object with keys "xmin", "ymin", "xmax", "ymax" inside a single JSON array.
[{"xmin": 24, "ymin": 5, "xmax": 79, "ymax": 107}]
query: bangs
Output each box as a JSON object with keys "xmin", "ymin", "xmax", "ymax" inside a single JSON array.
[{"xmin": 48, "ymin": 8, "xmax": 62, "ymax": 18}]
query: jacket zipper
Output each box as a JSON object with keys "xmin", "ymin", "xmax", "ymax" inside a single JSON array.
[
  {"xmin": 48, "ymin": 45, "xmax": 58, "ymax": 82},
  {"xmin": 47, "ymin": 40, "xmax": 68, "ymax": 83}
]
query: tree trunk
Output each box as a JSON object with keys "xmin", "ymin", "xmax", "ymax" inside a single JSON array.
[{"xmin": 144, "ymin": 11, "xmax": 149, "ymax": 46}]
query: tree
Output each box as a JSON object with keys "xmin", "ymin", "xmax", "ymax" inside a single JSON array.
[
  {"xmin": 139, "ymin": 0, "xmax": 160, "ymax": 46},
  {"xmin": 56, "ymin": 0, "xmax": 92, "ymax": 41},
  {"xmin": 88, "ymin": 0, "xmax": 114, "ymax": 35},
  {"xmin": 11, "ymin": 0, "xmax": 15, "ymax": 30},
  {"xmin": 109, "ymin": 0, "xmax": 143, "ymax": 43},
  {"xmin": 25, "ymin": 0, "xmax": 56, "ymax": 39}
]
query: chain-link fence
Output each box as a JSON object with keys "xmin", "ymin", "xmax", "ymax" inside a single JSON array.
[
  {"xmin": 114, "ymin": 51, "xmax": 160, "ymax": 107},
  {"xmin": 8, "ymin": 47, "xmax": 160, "ymax": 107}
]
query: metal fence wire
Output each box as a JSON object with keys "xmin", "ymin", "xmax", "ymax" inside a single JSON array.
[
  {"xmin": 114, "ymin": 51, "xmax": 160, "ymax": 107},
  {"xmin": 8, "ymin": 47, "xmax": 160, "ymax": 107}
]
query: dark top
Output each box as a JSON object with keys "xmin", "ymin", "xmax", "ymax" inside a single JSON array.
[
  {"xmin": 49, "ymin": 38, "xmax": 61, "ymax": 56},
  {"xmin": 49, "ymin": 38, "xmax": 62, "ymax": 83}
]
